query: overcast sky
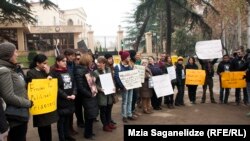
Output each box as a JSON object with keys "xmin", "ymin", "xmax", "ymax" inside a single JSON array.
[{"xmin": 51, "ymin": 0, "xmax": 138, "ymax": 36}]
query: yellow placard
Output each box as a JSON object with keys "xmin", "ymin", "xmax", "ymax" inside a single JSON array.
[
  {"xmin": 221, "ymin": 72, "xmax": 246, "ymax": 88},
  {"xmin": 113, "ymin": 55, "xmax": 121, "ymax": 65},
  {"xmin": 28, "ymin": 79, "xmax": 58, "ymax": 115},
  {"xmin": 185, "ymin": 69, "xmax": 206, "ymax": 85},
  {"xmin": 171, "ymin": 55, "xmax": 178, "ymax": 64}
]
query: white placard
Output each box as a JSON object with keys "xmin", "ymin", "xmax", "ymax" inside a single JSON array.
[
  {"xmin": 152, "ymin": 74, "xmax": 173, "ymax": 98},
  {"xmin": 195, "ymin": 39, "xmax": 223, "ymax": 59},
  {"xmin": 167, "ymin": 66, "xmax": 176, "ymax": 80},
  {"xmin": 119, "ymin": 70, "xmax": 142, "ymax": 90},
  {"xmin": 134, "ymin": 65, "xmax": 145, "ymax": 83},
  {"xmin": 99, "ymin": 73, "xmax": 116, "ymax": 95}
]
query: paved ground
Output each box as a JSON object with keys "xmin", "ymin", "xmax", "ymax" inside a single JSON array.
[{"xmin": 26, "ymin": 76, "xmax": 250, "ymax": 141}]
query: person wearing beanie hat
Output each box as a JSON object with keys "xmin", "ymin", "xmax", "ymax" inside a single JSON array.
[
  {"xmin": 114, "ymin": 51, "xmax": 137, "ymax": 122},
  {"xmin": 119, "ymin": 51, "xmax": 130, "ymax": 61},
  {"xmin": 0, "ymin": 42, "xmax": 16, "ymax": 62},
  {"xmin": 0, "ymin": 42, "xmax": 33, "ymax": 141},
  {"xmin": 177, "ymin": 56, "xmax": 184, "ymax": 61}
]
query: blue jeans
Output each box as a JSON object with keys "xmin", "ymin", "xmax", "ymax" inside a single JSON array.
[{"xmin": 121, "ymin": 89, "xmax": 133, "ymax": 118}]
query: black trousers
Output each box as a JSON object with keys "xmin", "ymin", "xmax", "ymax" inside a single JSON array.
[
  {"xmin": 84, "ymin": 118, "xmax": 94, "ymax": 138},
  {"xmin": 57, "ymin": 115, "xmax": 70, "ymax": 141},
  {"xmin": 8, "ymin": 122, "xmax": 28, "ymax": 141},
  {"xmin": 151, "ymin": 89, "xmax": 162, "ymax": 109},
  {"xmin": 75, "ymin": 94, "xmax": 84, "ymax": 125},
  {"xmin": 187, "ymin": 85, "xmax": 198, "ymax": 102},
  {"xmin": 235, "ymin": 88, "xmax": 248, "ymax": 104},
  {"xmin": 202, "ymin": 77, "xmax": 215, "ymax": 102},
  {"xmin": 175, "ymin": 80, "xmax": 185, "ymax": 105},
  {"xmin": 99, "ymin": 104, "xmax": 112, "ymax": 126},
  {"xmin": 38, "ymin": 125, "xmax": 52, "ymax": 141},
  {"xmin": 132, "ymin": 88, "xmax": 139, "ymax": 112}
]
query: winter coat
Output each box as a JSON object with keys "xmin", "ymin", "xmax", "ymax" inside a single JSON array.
[
  {"xmin": 198, "ymin": 58, "xmax": 218, "ymax": 78},
  {"xmin": 94, "ymin": 67, "xmax": 114, "ymax": 106},
  {"xmin": 74, "ymin": 65, "xmax": 99, "ymax": 119},
  {"xmin": 26, "ymin": 69, "xmax": 58, "ymax": 127},
  {"xmin": 51, "ymin": 69, "xmax": 75, "ymax": 116},
  {"xmin": 0, "ymin": 99, "xmax": 8, "ymax": 134},
  {"xmin": 114, "ymin": 63, "xmax": 132, "ymax": 90},
  {"xmin": 0, "ymin": 59, "xmax": 31, "ymax": 127},
  {"xmin": 139, "ymin": 67, "xmax": 153, "ymax": 98}
]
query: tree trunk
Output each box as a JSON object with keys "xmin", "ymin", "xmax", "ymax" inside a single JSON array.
[
  {"xmin": 133, "ymin": 15, "xmax": 150, "ymax": 52},
  {"xmin": 165, "ymin": 0, "xmax": 172, "ymax": 55},
  {"xmin": 248, "ymin": 4, "xmax": 250, "ymax": 49},
  {"xmin": 237, "ymin": 8, "xmax": 242, "ymax": 47}
]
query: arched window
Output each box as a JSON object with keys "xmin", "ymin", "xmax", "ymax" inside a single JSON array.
[{"xmin": 67, "ymin": 19, "xmax": 73, "ymax": 26}]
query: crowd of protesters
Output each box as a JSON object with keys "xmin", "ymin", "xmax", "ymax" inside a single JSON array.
[{"xmin": 0, "ymin": 41, "xmax": 250, "ymax": 141}]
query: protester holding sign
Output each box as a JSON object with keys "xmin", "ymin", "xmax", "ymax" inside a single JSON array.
[
  {"xmin": 114, "ymin": 51, "xmax": 137, "ymax": 122},
  {"xmin": 163, "ymin": 55, "xmax": 176, "ymax": 109},
  {"xmin": 175, "ymin": 57, "xmax": 186, "ymax": 106},
  {"xmin": 51, "ymin": 55, "xmax": 76, "ymax": 141},
  {"xmin": 139, "ymin": 58, "xmax": 153, "ymax": 114},
  {"xmin": 230, "ymin": 47, "xmax": 248, "ymax": 105},
  {"xmin": 198, "ymin": 58, "xmax": 218, "ymax": 104},
  {"xmin": 0, "ymin": 42, "xmax": 33, "ymax": 141},
  {"xmin": 217, "ymin": 54, "xmax": 231, "ymax": 104},
  {"xmin": 26, "ymin": 54, "xmax": 58, "ymax": 141},
  {"xmin": 185, "ymin": 57, "xmax": 199, "ymax": 104},
  {"xmin": 94, "ymin": 56, "xmax": 116, "ymax": 132},
  {"xmin": 74, "ymin": 53, "xmax": 99, "ymax": 140},
  {"xmin": 148, "ymin": 56, "xmax": 163, "ymax": 110}
]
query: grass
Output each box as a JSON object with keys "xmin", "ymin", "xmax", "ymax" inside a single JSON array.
[{"xmin": 17, "ymin": 56, "xmax": 55, "ymax": 68}]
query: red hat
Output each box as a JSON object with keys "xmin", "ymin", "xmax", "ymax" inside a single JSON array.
[{"xmin": 119, "ymin": 51, "xmax": 130, "ymax": 61}]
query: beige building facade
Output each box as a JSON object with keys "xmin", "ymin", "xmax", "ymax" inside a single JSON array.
[{"xmin": 0, "ymin": 2, "xmax": 91, "ymax": 54}]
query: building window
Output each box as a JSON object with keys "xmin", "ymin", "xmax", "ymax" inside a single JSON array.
[
  {"xmin": 67, "ymin": 19, "xmax": 73, "ymax": 26},
  {"xmin": 35, "ymin": 15, "xmax": 39, "ymax": 26},
  {"xmin": 54, "ymin": 16, "xmax": 56, "ymax": 25}
]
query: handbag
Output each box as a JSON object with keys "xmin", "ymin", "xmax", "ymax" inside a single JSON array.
[{"xmin": 5, "ymin": 105, "xmax": 29, "ymax": 122}]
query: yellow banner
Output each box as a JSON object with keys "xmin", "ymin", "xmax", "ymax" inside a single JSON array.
[
  {"xmin": 113, "ymin": 55, "xmax": 121, "ymax": 65},
  {"xmin": 185, "ymin": 69, "xmax": 206, "ymax": 85},
  {"xmin": 221, "ymin": 72, "xmax": 246, "ymax": 88},
  {"xmin": 28, "ymin": 79, "xmax": 58, "ymax": 115}
]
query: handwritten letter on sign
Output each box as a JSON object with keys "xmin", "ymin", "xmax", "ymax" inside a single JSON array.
[
  {"xmin": 119, "ymin": 70, "xmax": 142, "ymax": 90},
  {"xmin": 99, "ymin": 73, "xmax": 116, "ymax": 95},
  {"xmin": 28, "ymin": 79, "xmax": 58, "ymax": 115},
  {"xmin": 152, "ymin": 74, "xmax": 173, "ymax": 98},
  {"xmin": 195, "ymin": 39, "xmax": 222, "ymax": 59},
  {"xmin": 221, "ymin": 71, "xmax": 246, "ymax": 88},
  {"xmin": 134, "ymin": 65, "xmax": 146, "ymax": 83},
  {"xmin": 185, "ymin": 69, "xmax": 206, "ymax": 85}
]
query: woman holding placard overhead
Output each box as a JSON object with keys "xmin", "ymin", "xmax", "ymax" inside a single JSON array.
[
  {"xmin": 27, "ymin": 54, "xmax": 58, "ymax": 141},
  {"xmin": 94, "ymin": 56, "xmax": 116, "ymax": 132},
  {"xmin": 185, "ymin": 56, "xmax": 199, "ymax": 104}
]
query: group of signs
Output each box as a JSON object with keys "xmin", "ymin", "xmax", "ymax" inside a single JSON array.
[{"xmin": 27, "ymin": 39, "xmax": 246, "ymax": 116}]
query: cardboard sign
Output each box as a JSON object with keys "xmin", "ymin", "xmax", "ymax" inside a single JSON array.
[
  {"xmin": 99, "ymin": 73, "xmax": 116, "ymax": 95},
  {"xmin": 195, "ymin": 40, "xmax": 223, "ymax": 59},
  {"xmin": 28, "ymin": 79, "xmax": 58, "ymax": 115},
  {"xmin": 185, "ymin": 69, "xmax": 206, "ymax": 85},
  {"xmin": 167, "ymin": 66, "xmax": 176, "ymax": 80},
  {"xmin": 152, "ymin": 74, "xmax": 174, "ymax": 98},
  {"xmin": 119, "ymin": 70, "xmax": 142, "ymax": 90},
  {"xmin": 134, "ymin": 65, "xmax": 146, "ymax": 83},
  {"xmin": 221, "ymin": 72, "xmax": 246, "ymax": 88}
]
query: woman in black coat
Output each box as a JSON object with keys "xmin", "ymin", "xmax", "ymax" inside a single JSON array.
[
  {"xmin": 26, "ymin": 54, "xmax": 58, "ymax": 141},
  {"xmin": 74, "ymin": 53, "xmax": 99, "ymax": 140}
]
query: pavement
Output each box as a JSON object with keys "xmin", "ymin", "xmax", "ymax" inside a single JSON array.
[{"xmin": 26, "ymin": 76, "xmax": 250, "ymax": 141}]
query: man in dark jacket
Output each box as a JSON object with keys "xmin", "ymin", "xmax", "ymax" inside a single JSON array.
[
  {"xmin": 198, "ymin": 58, "xmax": 218, "ymax": 103},
  {"xmin": 217, "ymin": 54, "xmax": 231, "ymax": 104}
]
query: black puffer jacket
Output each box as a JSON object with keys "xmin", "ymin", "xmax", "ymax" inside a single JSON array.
[{"xmin": 74, "ymin": 65, "xmax": 98, "ymax": 119}]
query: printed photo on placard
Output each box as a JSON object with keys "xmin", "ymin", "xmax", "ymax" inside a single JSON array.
[{"xmin": 85, "ymin": 73, "xmax": 98, "ymax": 96}]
